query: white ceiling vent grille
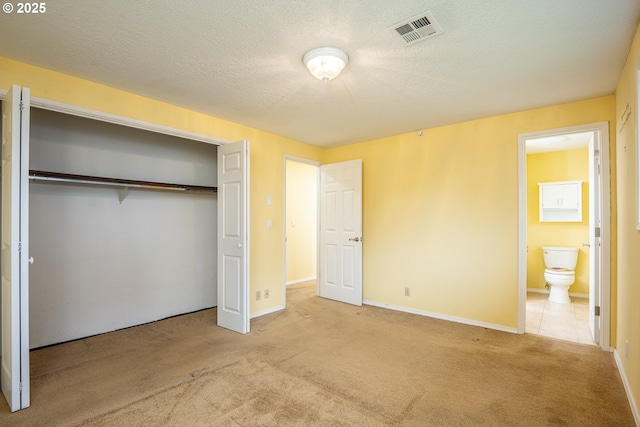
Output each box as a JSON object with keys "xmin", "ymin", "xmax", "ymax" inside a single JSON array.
[{"xmin": 390, "ymin": 11, "xmax": 444, "ymax": 46}]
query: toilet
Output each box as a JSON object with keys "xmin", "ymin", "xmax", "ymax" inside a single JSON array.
[{"xmin": 542, "ymin": 246, "xmax": 579, "ymax": 304}]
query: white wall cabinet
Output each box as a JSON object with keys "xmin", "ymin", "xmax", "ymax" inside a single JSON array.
[{"xmin": 538, "ymin": 180, "xmax": 582, "ymax": 222}]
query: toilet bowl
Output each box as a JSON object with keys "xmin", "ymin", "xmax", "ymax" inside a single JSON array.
[
  {"xmin": 542, "ymin": 246, "xmax": 578, "ymax": 304},
  {"xmin": 544, "ymin": 268, "xmax": 576, "ymax": 304}
]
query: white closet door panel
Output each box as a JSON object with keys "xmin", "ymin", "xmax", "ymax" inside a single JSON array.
[
  {"xmin": 217, "ymin": 140, "xmax": 249, "ymax": 334},
  {"xmin": 1, "ymin": 84, "xmax": 30, "ymax": 411}
]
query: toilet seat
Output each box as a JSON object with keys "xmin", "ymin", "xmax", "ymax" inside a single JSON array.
[{"xmin": 544, "ymin": 268, "xmax": 574, "ymax": 276}]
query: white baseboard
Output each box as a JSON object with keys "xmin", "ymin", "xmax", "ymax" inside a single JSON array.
[
  {"xmin": 363, "ymin": 300, "xmax": 518, "ymax": 334},
  {"xmin": 614, "ymin": 349, "xmax": 640, "ymax": 426},
  {"xmin": 250, "ymin": 304, "xmax": 285, "ymax": 319},
  {"xmin": 286, "ymin": 276, "xmax": 317, "ymax": 286},
  {"xmin": 527, "ymin": 288, "xmax": 549, "ymax": 294},
  {"xmin": 569, "ymin": 292, "xmax": 588, "ymax": 299},
  {"xmin": 526, "ymin": 287, "xmax": 589, "ymax": 299}
]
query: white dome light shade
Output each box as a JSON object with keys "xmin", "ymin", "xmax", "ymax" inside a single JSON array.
[{"xmin": 303, "ymin": 47, "xmax": 349, "ymax": 81}]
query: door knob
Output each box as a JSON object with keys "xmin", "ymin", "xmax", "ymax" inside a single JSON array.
[
  {"xmin": 582, "ymin": 242, "xmax": 590, "ymax": 247},
  {"xmin": 349, "ymin": 237, "xmax": 361, "ymax": 242},
  {"xmin": 27, "ymin": 257, "xmax": 34, "ymax": 264}
]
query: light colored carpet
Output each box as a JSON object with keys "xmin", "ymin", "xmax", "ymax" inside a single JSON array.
[{"xmin": 0, "ymin": 282, "xmax": 634, "ymax": 426}]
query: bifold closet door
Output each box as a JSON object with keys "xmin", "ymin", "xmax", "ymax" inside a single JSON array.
[
  {"xmin": 1, "ymin": 84, "xmax": 31, "ymax": 412},
  {"xmin": 217, "ymin": 140, "xmax": 250, "ymax": 334}
]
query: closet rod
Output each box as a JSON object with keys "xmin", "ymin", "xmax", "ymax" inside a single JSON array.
[{"xmin": 28, "ymin": 170, "xmax": 217, "ymax": 193}]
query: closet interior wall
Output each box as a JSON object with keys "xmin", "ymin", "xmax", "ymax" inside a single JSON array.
[{"xmin": 28, "ymin": 108, "xmax": 218, "ymax": 348}]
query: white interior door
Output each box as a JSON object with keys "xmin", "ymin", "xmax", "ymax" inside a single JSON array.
[
  {"xmin": 217, "ymin": 140, "xmax": 250, "ymax": 334},
  {"xmin": 1, "ymin": 84, "xmax": 30, "ymax": 411},
  {"xmin": 588, "ymin": 135, "xmax": 601, "ymax": 343},
  {"xmin": 319, "ymin": 159, "xmax": 362, "ymax": 306}
]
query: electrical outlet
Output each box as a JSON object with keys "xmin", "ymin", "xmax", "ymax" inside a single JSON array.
[
  {"xmin": 256, "ymin": 291, "xmax": 261, "ymax": 301},
  {"xmin": 404, "ymin": 287, "xmax": 410, "ymax": 297},
  {"xmin": 264, "ymin": 289, "xmax": 270, "ymax": 299},
  {"xmin": 626, "ymin": 340, "xmax": 630, "ymax": 359}
]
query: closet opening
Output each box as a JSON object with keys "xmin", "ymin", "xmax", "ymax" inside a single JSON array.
[{"xmin": 27, "ymin": 107, "xmax": 219, "ymax": 349}]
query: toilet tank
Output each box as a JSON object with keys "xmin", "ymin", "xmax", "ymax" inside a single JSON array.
[{"xmin": 542, "ymin": 246, "xmax": 579, "ymax": 269}]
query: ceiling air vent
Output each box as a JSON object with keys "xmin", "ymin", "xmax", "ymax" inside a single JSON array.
[{"xmin": 390, "ymin": 11, "xmax": 443, "ymax": 46}]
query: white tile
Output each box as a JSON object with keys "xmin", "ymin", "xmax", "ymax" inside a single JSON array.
[
  {"xmin": 544, "ymin": 301, "xmax": 574, "ymax": 313},
  {"xmin": 575, "ymin": 311, "xmax": 589, "ymax": 323},
  {"xmin": 540, "ymin": 312, "xmax": 577, "ymax": 332},
  {"xmin": 574, "ymin": 304, "xmax": 589, "ymax": 316},
  {"xmin": 526, "ymin": 312, "xmax": 542, "ymax": 329},
  {"xmin": 577, "ymin": 325, "xmax": 596, "ymax": 345},
  {"xmin": 526, "ymin": 294, "xmax": 595, "ymax": 345},
  {"xmin": 527, "ymin": 303, "xmax": 545, "ymax": 315},
  {"xmin": 526, "ymin": 325, "xmax": 539, "ymax": 334}
]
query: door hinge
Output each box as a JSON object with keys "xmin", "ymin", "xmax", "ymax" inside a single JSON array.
[
  {"xmin": 18, "ymin": 242, "xmax": 22, "ymax": 252},
  {"xmin": 19, "ymin": 100, "xmax": 24, "ymax": 111},
  {"xmin": 18, "ymin": 382, "xmax": 22, "ymax": 392},
  {"xmin": 595, "ymin": 306, "xmax": 600, "ymax": 316},
  {"xmin": 594, "ymin": 149, "xmax": 601, "ymax": 174},
  {"xmin": 595, "ymin": 227, "xmax": 601, "ymax": 238}
]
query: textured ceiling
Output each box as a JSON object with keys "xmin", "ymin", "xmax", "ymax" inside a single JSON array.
[
  {"xmin": 0, "ymin": 1, "xmax": 639, "ymax": 147},
  {"xmin": 526, "ymin": 132, "xmax": 593, "ymax": 154}
]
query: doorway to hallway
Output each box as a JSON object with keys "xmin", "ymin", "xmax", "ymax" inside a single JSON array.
[{"xmin": 284, "ymin": 157, "xmax": 319, "ymax": 308}]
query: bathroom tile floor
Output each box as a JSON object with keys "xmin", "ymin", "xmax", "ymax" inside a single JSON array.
[{"xmin": 526, "ymin": 291, "xmax": 595, "ymax": 345}]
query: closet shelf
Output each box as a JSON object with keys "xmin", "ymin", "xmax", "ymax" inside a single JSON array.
[{"xmin": 29, "ymin": 169, "xmax": 217, "ymax": 198}]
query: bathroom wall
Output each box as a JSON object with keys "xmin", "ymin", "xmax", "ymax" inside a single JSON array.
[
  {"xmin": 285, "ymin": 160, "xmax": 318, "ymax": 284},
  {"xmin": 527, "ymin": 147, "xmax": 590, "ymax": 295}
]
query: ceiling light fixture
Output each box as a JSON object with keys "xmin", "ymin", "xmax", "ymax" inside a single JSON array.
[{"xmin": 303, "ymin": 47, "xmax": 349, "ymax": 81}]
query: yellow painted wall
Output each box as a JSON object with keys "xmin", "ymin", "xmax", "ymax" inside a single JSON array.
[
  {"xmin": 0, "ymin": 56, "xmax": 324, "ymax": 315},
  {"xmin": 324, "ymin": 96, "xmax": 615, "ymax": 329},
  {"xmin": 614, "ymin": 22, "xmax": 640, "ymax": 419},
  {"xmin": 285, "ymin": 160, "xmax": 318, "ymax": 283},
  {"xmin": 527, "ymin": 149, "xmax": 590, "ymax": 294}
]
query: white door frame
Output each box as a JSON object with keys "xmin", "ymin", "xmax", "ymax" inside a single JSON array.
[
  {"xmin": 0, "ymin": 89, "xmax": 228, "ymax": 146},
  {"xmin": 517, "ymin": 122, "xmax": 610, "ymax": 350},
  {"xmin": 282, "ymin": 155, "xmax": 321, "ymax": 308}
]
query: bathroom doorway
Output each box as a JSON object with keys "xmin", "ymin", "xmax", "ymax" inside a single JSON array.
[
  {"xmin": 517, "ymin": 122, "xmax": 610, "ymax": 350},
  {"xmin": 283, "ymin": 156, "xmax": 320, "ymax": 308}
]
